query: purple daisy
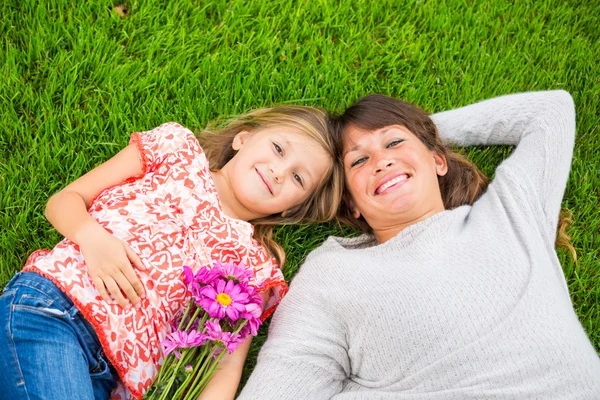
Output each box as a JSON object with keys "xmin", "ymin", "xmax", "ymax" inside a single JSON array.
[
  {"xmin": 240, "ymin": 303, "xmax": 263, "ymax": 336},
  {"xmin": 161, "ymin": 329, "xmax": 206, "ymax": 359},
  {"xmin": 183, "ymin": 265, "xmax": 220, "ymax": 304},
  {"xmin": 213, "ymin": 260, "xmax": 254, "ymax": 283},
  {"xmin": 204, "ymin": 320, "xmax": 245, "ymax": 355},
  {"xmin": 199, "ymin": 279, "xmax": 250, "ymax": 321}
]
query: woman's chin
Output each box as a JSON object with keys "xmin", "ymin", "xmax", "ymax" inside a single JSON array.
[{"xmin": 364, "ymin": 200, "xmax": 415, "ymax": 226}]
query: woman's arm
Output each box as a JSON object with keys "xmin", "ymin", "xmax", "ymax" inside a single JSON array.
[
  {"xmin": 237, "ymin": 254, "xmax": 349, "ymax": 400},
  {"xmin": 430, "ymin": 90, "xmax": 576, "ymax": 237}
]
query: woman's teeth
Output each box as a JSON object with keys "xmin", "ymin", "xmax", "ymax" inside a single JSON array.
[{"xmin": 376, "ymin": 175, "xmax": 408, "ymax": 194}]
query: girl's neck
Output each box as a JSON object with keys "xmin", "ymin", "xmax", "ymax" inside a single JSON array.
[{"xmin": 210, "ymin": 171, "xmax": 257, "ymax": 222}]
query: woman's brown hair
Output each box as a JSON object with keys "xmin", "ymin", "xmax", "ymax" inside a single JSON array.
[
  {"xmin": 330, "ymin": 94, "xmax": 574, "ymax": 257},
  {"xmin": 197, "ymin": 105, "xmax": 344, "ymax": 267}
]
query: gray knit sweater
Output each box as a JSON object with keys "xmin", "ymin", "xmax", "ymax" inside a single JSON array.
[{"xmin": 238, "ymin": 91, "xmax": 600, "ymax": 399}]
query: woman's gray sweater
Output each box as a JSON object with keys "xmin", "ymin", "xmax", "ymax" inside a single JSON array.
[{"xmin": 239, "ymin": 91, "xmax": 600, "ymax": 399}]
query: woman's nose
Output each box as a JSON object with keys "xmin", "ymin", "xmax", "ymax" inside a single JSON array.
[{"xmin": 374, "ymin": 156, "xmax": 394, "ymax": 173}]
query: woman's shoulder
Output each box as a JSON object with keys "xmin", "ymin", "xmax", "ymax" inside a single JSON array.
[{"xmin": 297, "ymin": 234, "xmax": 374, "ymax": 278}]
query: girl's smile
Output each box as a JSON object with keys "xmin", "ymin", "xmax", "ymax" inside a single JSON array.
[{"xmin": 213, "ymin": 126, "xmax": 331, "ymax": 222}]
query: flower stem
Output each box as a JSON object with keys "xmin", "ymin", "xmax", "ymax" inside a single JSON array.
[
  {"xmin": 171, "ymin": 346, "xmax": 208, "ymax": 399},
  {"xmin": 177, "ymin": 299, "xmax": 195, "ymax": 330},
  {"xmin": 185, "ymin": 348, "xmax": 226, "ymax": 400}
]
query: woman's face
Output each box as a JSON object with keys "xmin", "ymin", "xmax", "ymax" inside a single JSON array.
[{"xmin": 342, "ymin": 124, "xmax": 448, "ymax": 241}]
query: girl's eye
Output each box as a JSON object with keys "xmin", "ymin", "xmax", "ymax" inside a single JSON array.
[
  {"xmin": 350, "ymin": 157, "xmax": 368, "ymax": 168},
  {"xmin": 293, "ymin": 173, "xmax": 304, "ymax": 187},
  {"xmin": 273, "ymin": 142, "xmax": 284, "ymax": 156},
  {"xmin": 386, "ymin": 139, "xmax": 403, "ymax": 148}
]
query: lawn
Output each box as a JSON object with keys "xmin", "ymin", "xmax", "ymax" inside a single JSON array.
[{"xmin": 1, "ymin": 0, "xmax": 598, "ymax": 391}]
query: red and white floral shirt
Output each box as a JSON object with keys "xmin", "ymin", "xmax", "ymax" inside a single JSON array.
[{"xmin": 23, "ymin": 122, "xmax": 288, "ymax": 400}]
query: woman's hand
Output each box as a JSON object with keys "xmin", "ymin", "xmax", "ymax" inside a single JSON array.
[{"xmin": 77, "ymin": 223, "xmax": 146, "ymax": 308}]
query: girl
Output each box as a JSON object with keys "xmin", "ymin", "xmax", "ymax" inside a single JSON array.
[
  {"xmin": 0, "ymin": 106, "xmax": 343, "ymax": 400},
  {"xmin": 239, "ymin": 91, "xmax": 600, "ymax": 399}
]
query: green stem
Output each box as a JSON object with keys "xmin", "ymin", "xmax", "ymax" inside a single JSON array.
[
  {"xmin": 233, "ymin": 319, "xmax": 247, "ymax": 335},
  {"xmin": 158, "ymin": 346, "xmax": 195, "ymax": 400},
  {"xmin": 172, "ymin": 347, "xmax": 208, "ymax": 399},
  {"xmin": 185, "ymin": 307, "xmax": 206, "ymax": 331},
  {"xmin": 177, "ymin": 299, "xmax": 196, "ymax": 330},
  {"xmin": 185, "ymin": 348, "xmax": 226, "ymax": 400}
]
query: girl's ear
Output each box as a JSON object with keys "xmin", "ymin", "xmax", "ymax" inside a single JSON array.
[
  {"xmin": 232, "ymin": 131, "xmax": 252, "ymax": 151},
  {"xmin": 433, "ymin": 151, "xmax": 448, "ymax": 177}
]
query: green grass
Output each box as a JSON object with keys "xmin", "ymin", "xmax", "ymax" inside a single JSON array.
[{"xmin": 1, "ymin": 0, "xmax": 599, "ymax": 390}]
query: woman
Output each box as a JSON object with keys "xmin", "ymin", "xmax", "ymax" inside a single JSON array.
[{"xmin": 238, "ymin": 91, "xmax": 600, "ymax": 399}]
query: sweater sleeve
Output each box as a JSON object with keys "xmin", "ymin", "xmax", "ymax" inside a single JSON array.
[
  {"xmin": 430, "ymin": 90, "xmax": 576, "ymax": 238},
  {"xmin": 238, "ymin": 253, "xmax": 350, "ymax": 400}
]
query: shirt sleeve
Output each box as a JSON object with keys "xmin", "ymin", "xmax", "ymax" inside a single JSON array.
[
  {"xmin": 248, "ymin": 242, "xmax": 288, "ymax": 321},
  {"xmin": 129, "ymin": 122, "xmax": 199, "ymax": 175},
  {"xmin": 430, "ymin": 90, "xmax": 576, "ymax": 241},
  {"xmin": 238, "ymin": 253, "xmax": 349, "ymax": 400}
]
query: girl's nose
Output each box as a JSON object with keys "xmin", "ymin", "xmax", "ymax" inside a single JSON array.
[{"xmin": 270, "ymin": 165, "xmax": 283, "ymax": 183}]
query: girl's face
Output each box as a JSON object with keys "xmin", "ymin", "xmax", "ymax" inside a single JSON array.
[
  {"xmin": 222, "ymin": 126, "xmax": 331, "ymax": 220},
  {"xmin": 342, "ymin": 124, "xmax": 447, "ymax": 242}
]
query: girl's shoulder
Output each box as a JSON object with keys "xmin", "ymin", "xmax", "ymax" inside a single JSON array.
[
  {"xmin": 135, "ymin": 121, "xmax": 202, "ymax": 152},
  {"xmin": 130, "ymin": 122, "xmax": 207, "ymax": 173}
]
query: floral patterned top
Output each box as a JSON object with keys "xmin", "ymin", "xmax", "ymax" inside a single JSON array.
[{"xmin": 23, "ymin": 122, "xmax": 288, "ymax": 400}]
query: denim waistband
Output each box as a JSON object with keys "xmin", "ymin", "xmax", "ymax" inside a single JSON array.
[
  {"xmin": 4, "ymin": 271, "xmax": 105, "ymax": 357},
  {"xmin": 5, "ymin": 271, "xmax": 76, "ymax": 312}
]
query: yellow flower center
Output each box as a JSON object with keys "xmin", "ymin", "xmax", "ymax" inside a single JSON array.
[{"xmin": 216, "ymin": 293, "xmax": 232, "ymax": 307}]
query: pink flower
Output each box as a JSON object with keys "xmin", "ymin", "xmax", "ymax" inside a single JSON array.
[
  {"xmin": 244, "ymin": 302, "xmax": 262, "ymax": 319},
  {"xmin": 182, "ymin": 265, "xmax": 220, "ymax": 304},
  {"xmin": 161, "ymin": 329, "xmax": 206, "ymax": 359},
  {"xmin": 204, "ymin": 320, "xmax": 245, "ymax": 355},
  {"xmin": 241, "ymin": 303, "xmax": 263, "ymax": 336},
  {"xmin": 182, "ymin": 265, "xmax": 195, "ymax": 286},
  {"xmin": 194, "ymin": 265, "xmax": 219, "ymax": 284},
  {"xmin": 199, "ymin": 279, "xmax": 249, "ymax": 321},
  {"xmin": 213, "ymin": 260, "xmax": 254, "ymax": 283}
]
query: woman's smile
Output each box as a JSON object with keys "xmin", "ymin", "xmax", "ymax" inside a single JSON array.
[{"xmin": 374, "ymin": 173, "xmax": 410, "ymax": 195}]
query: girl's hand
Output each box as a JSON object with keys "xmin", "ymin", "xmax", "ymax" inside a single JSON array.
[
  {"xmin": 44, "ymin": 142, "xmax": 147, "ymax": 307},
  {"xmin": 77, "ymin": 223, "xmax": 147, "ymax": 308}
]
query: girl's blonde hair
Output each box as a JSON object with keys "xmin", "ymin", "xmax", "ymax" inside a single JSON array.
[{"xmin": 197, "ymin": 106, "xmax": 344, "ymax": 267}]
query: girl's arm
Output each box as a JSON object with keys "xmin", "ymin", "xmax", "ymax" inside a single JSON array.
[
  {"xmin": 196, "ymin": 292, "xmax": 270, "ymax": 400},
  {"xmin": 45, "ymin": 143, "xmax": 146, "ymax": 306},
  {"xmin": 430, "ymin": 90, "xmax": 576, "ymax": 238},
  {"xmin": 196, "ymin": 334, "xmax": 253, "ymax": 400}
]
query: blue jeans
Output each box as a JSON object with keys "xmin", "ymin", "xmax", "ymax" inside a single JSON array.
[{"xmin": 0, "ymin": 271, "xmax": 118, "ymax": 400}]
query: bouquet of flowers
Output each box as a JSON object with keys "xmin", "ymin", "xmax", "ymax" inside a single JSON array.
[{"xmin": 143, "ymin": 261, "xmax": 263, "ymax": 400}]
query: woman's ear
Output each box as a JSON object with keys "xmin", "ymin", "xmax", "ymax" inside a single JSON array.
[
  {"xmin": 344, "ymin": 193, "xmax": 361, "ymax": 219},
  {"xmin": 351, "ymin": 203, "xmax": 361, "ymax": 219},
  {"xmin": 232, "ymin": 131, "xmax": 252, "ymax": 151},
  {"xmin": 433, "ymin": 152, "xmax": 448, "ymax": 177}
]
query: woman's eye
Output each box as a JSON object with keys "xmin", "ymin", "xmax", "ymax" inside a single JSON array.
[
  {"xmin": 273, "ymin": 142, "xmax": 284, "ymax": 156},
  {"xmin": 350, "ymin": 157, "xmax": 367, "ymax": 168},
  {"xmin": 386, "ymin": 139, "xmax": 403, "ymax": 148},
  {"xmin": 293, "ymin": 173, "xmax": 304, "ymax": 186}
]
